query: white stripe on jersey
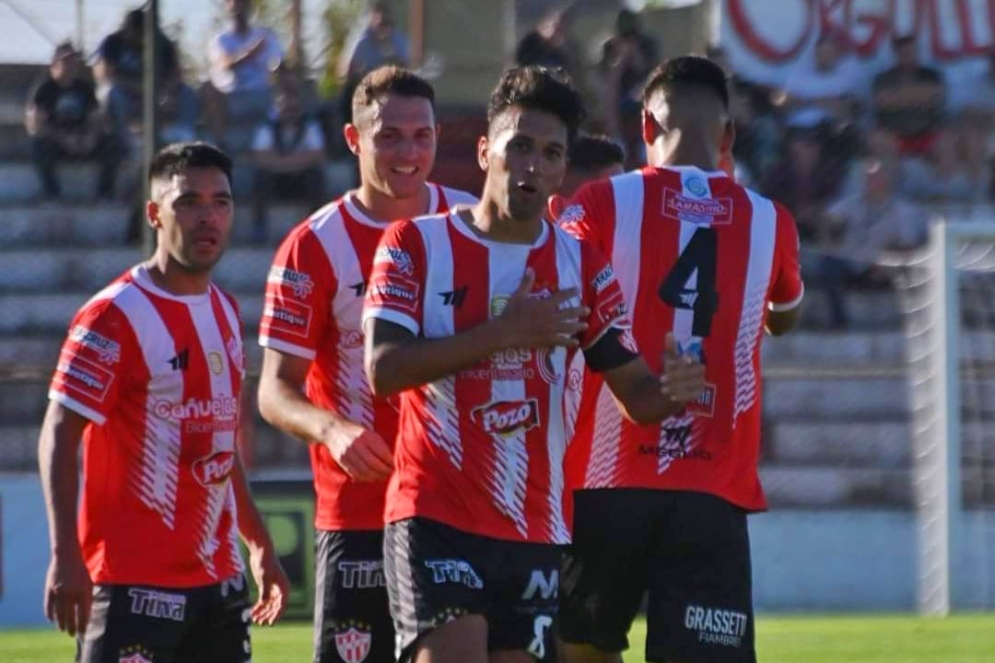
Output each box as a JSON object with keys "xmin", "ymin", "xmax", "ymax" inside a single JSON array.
[
  {"xmin": 585, "ymin": 386, "xmax": 623, "ymax": 488},
  {"xmin": 610, "ymin": 172, "xmax": 645, "ymax": 307},
  {"xmin": 114, "ymin": 284, "xmax": 183, "ymax": 530},
  {"xmin": 485, "ymin": 241, "xmax": 534, "ymax": 539},
  {"xmin": 733, "ymin": 191, "xmax": 777, "ymax": 425},
  {"xmin": 416, "ymin": 217, "xmax": 463, "ymax": 470},
  {"xmin": 187, "ymin": 288, "xmax": 237, "ymax": 579}
]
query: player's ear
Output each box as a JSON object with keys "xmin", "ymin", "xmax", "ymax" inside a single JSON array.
[
  {"xmin": 720, "ymin": 118, "xmax": 735, "ymax": 158},
  {"xmin": 641, "ymin": 108, "xmax": 659, "ymax": 146},
  {"xmin": 344, "ymin": 123, "xmax": 361, "ymax": 156},
  {"xmin": 146, "ymin": 200, "xmax": 162, "ymax": 231},
  {"xmin": 477, "ymin": 134, "xmax": 490, "ymax": 172}
]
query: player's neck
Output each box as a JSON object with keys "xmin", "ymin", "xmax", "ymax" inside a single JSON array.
[
  {"xmin": 144, "ymin": 254, "xmax": 211, "ymax": 296},
  {"xmin": 353, "ymin": 183, "xmax": 430, "ymax": 224},
  {"xmin": 652, "ymin": 142, "xmax": 718, "ymax": 172},
  {"xmin": 462, "ymin": 199, "xmax": 543, "ymax": 245}
]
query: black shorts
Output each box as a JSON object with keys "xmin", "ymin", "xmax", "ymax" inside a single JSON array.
[
  {"xmin": 559, "ymin": 489, "xmax": 756, "ymax": 663},
  {"xmin": 77, "ymin": 574, "xmax": 250, "ymax": 663},
  {"xmin": 314, "ymin": 529, "xmax": 394, "ymax": 663},
  {"xmin": 384, "ymin": 517, "xmax": 562, "ymax": 663}
]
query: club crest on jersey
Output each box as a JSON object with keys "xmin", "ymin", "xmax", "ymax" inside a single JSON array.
[
  {"xmin": 472, "ymin": 399, "xmax": 541, "ymax": 438},
  {"xmin": 375, "ymin": 245, "xmax": 414, "ymax": 276},
  {"xmin": 536, "ymin": 348, "xmax": 560, "ymax": 385},
  {"xmin": 207, "ymin": 351, "xmax": 225, "ymax": 375},
  {"xmin": 335, "ymin": 626, "xmax": 372, "ymax": 663},
  {"xmin": 268, "ymin": 266, "xmax": 314, "ymax": 299},
  {"xmin": 70, "ymin": 325, "xmax": 121, "ymax": 364},
  {"xmin": 557, "ymin": 203, "xmax": 585, "ymax": 225},
  {"xmin": 193, "ymin": 450, "xmax": 236, "ymax": 486},
  {"xmin": 685, "ymin": 176, "xmax": 708, "ymax": 197},
  {"xmin": 662, "ymin": 189, "xmax": 733, "ymax": 226}
]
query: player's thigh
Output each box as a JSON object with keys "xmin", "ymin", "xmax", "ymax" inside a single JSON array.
[
  {"xmin": 314, "ymin": 529, "xmax": 393, "ymax": 663},
  {"xmin": 645, "ymin": 492, "xmax": 755, "ymax": 663},
  {"xmin": 558, "ymin": 489, "xmax": 653, "ymax": 654},
  {"xmin": 177, "ymin": 574, "xmax": 252, "ymax": 663},
  {"xmin": 487, "ymin": 541, "xmax": 562, "ymax": 661},
  {"xmin": 384, "ymin": 518, "xmax": 490, "ymax": 663},
  {"xmin": 77, "ymin": 584, "xmax": 188, "ymax": 663}
]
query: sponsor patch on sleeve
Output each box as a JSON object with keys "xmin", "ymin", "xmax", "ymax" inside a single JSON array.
[
  {"xmin": 374, "ymin": 245, "xmax": 415, "ymax": 276},
  {"xmin": 267, "ymin": 266, "xmax": 315, "ymax": 299},
  {"xmin": 262, "ymin": 294, "xmax": 313, "ymax": 339},
  {"xmin": 366, "ymin": 274, "xmax": 421, "ymax": 315},
  {"xmin": 54, "ymin": 352, "xmax": 115, "ymax": 404}
]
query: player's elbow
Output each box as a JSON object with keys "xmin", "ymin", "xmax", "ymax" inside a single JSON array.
[
  {"xmin": 365, "ymin": 350, "xmax": 401, "ymax": 399},
  {"xmin": 766, "ymin": 306, "xmax": 800, "ymax": 336},
  {"xmin": 256, "ymin": 377, "xmax": 280, "ymax": 427}
]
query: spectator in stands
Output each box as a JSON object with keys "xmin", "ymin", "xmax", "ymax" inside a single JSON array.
[
  {"xmin": 93, "ymin": 8, "xmax": 198, "ymax": 153},
  {"xmin": 249, "ymin": 67, "xmax": 326, "ymax": 243},
  {"xmin": 761, "ymin": 119, "xmax": 846, "ymax": 242},
  {"xmin": 872, "ymin": 34, "xmax": 947, "ymax": 156},
  {"xmin": 814, "ymin": 158, "xmax": 926, "ymax": 328},
  {"xmin": 903, "ymin": 129, "xmax": 991, "ymax": 204},
  {"xmin": 339, "ymin": 2, "xmax": 410, "ymax": 124},
  {"xmin": 729, "ymin": 78, "xmax": 782, "ymax": 186},
  {"xmin": 206, "ymin": 0, "xmax": 284, "ymax": 152},
  {"xmin": 515, "ymin": 6, "xmax": 578, "ymax": 74},
  {"xmin": 600, "ymin": 9, "xmax": 658, "ymax": 167},
  {"xmin": 26, "ymin": 42, "xmax": 120, "ymax": 201}
]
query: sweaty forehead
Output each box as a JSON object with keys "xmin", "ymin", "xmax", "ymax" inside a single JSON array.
[
  {"xmin": 360, "ymin": 94, "xmax": 435, "ymax": 132},
  {"xmin": 490, "ymin": 106, "xmax": 567, "ymax": 146}
]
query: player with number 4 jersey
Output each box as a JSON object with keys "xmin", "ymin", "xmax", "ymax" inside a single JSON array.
[{"xmin": 557, "ymin": 57, "xmax": 803, "ymax": 663}]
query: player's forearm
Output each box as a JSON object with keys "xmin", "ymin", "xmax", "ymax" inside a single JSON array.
[
  {"xmin": 365, "ymin": 318, "xmax": 513, "ymax": 397},
  {"xmin": 614, "ymin": 372, "xmax": 685, "ymax": 425},
  {"xmin": 231, "ymin": 457, "xmax": 274, "ymax": 555},
  {"xmin": 257, "ymin": 375, "xmax": 354, "ymax": 445},
  {"xmin": 38, "ymin": 410, "xmax": 83, "ymax": 555}
]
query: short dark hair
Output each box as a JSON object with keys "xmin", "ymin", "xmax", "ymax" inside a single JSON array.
[
  {"xmin": 487, "ymin": 66, "xmax": 585, "ymax": 142},
  {"xmin": 351, "ymin": 65, "xmax": 435, "ymax": 124},
  {"xmin": 148, "ymin": 142, "xmax": 233, "ymax": 192},
  {"xmin": 570, "ymin": 133, "xmax": 625, "ymax": 172},
  {"xmin": 643, "ymin": 55, "xmax": 730, "ymax": 111}
]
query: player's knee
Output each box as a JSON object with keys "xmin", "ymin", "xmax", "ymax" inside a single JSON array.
[
  {"xmin": 557, "ymin": 641, "xmax": 622, "ymax": 663},
  {"xmin": 412, "ymin": 614, "xmax": 487, "ymax": 663}
]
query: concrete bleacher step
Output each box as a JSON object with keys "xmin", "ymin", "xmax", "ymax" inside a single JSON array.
[
  {"xmin": 0, "ymin": 203, "xmax": 316, "ymax": 249},
  {"xmin": 0, "ymin": 160, "xmax": 355, "ymax": 206},
  {"xmin": 797, "ymin": 289, "xmax": 904, "ymax": 330},
  {"xmin": 763, "ymin": 377, "xmax": 912, "ymax": 418},
  {"xmin": 761, "ymin": 331, "xmax": 907, "ymax": 368},
  {"xmin": 768, "ymin": 421, "xmax": 911, "ymax": 468},
  {"xmin": 759, "ymin": 465, "xmax": 912, "ymax": 507}
]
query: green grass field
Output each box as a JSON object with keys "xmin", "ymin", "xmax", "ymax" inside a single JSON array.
[{"xmin": 2, "ymin": 614, "xmax": 993, "ymax": 662}]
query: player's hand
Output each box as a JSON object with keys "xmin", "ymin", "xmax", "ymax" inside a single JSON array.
[
  {"xmin": 659, "ymin": 333, "xmax": 707, "ymax": 405},
  {"xmin": 44, "ymin": 549, "xmax": 92, "ymax": 637},
  {"xmin": 325, "ymin": 422, "xmax": 393, "ymax": 482},
  {"xmin": 248, "ymin": 544, "xmax": 289, "ymax": 626},
  {"xmin": 498, "ymin": 268, "xmax": 590, "ymax": 349}
]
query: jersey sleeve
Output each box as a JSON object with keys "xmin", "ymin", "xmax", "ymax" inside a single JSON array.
[
  {"xmin": 769, "ymin": 203, "xmax": 805, "ymax": 312},
  {"xmin": 362, "ymin": 219, "xmax": 426, "ymax": 336},
  {"xmin": 259, "ymin": 226, "xmax": 334, "ymax": 360},
  {"xmin": 578, "ymin": 241, "xmax": 638, "ymax": 353},
  {"xmin": 48, "ymin": 300, "xmax": 136, "ymax": 425},
  {"xmin": 556, "ymin": 179, "xmax": 614, "ymax": 254}
]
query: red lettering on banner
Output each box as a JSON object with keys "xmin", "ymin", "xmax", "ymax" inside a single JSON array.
[{"xmin": 726, "ymin": 0, "xmax": 995, "ymax": 63}]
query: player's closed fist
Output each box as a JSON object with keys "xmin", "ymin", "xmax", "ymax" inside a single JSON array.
[
  {"xmin": 326, "ymin": 424, "xmax": 393, "ymax": 482},
  {"xmin": 660, "ymin": 333, "xmax": 706, "ymax": 404}
]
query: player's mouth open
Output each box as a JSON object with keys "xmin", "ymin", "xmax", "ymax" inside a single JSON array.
[
  {"xmin": 516, "ymin": 182, "xmax": 538, "ymax": 195},
  {"xmin": 391, "ymin": 166, "xmax": 419, "ymax": 175}
]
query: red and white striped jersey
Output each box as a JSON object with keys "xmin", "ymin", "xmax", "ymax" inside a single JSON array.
[
  {"xmin": 48, "ymin": 265, "xmax": 245, "ymax": 588},
  {"xmin": 362, "ymin": 213, "xmax": 633, "ymax": 544},
  {"xmin": 259, "ymin": 185, "xmax": 477, "ymax": 531},
  {"xmin": 559, "ymin": 166, "xmax": 804, "ymax": 512}
]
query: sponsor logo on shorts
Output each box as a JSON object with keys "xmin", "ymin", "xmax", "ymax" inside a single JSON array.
[
  {"xmin": 118, "ymin": 645, "xmax": 154, "ymax": 663},
  {"xmin": 471, "ymin": 399, "xmax": 540, "ymax": 438},
  {"xmin": 337, "ymin": 560, "xmax": 385, "ymax": 588},
  {"xmin": 128, "ymin": 588, "xmax": 186, "ymax": 622},
  {"xmin": 521, "ymin": 569, "xmax": 558, "ymax": 600},
  {"xmin": 70, "ymin": 325, "xmax": 121, "ymax": 364},
  {"xmin": 684, "ymin": 604, "xmax": 748, "ymax": 648},
  {"xmin": 424, "ymin": 559, "xmax": 484, "ymax": 589},
  {"xmin": 335, "ymin": 626, "xmax": 372, "ymax": 663},
  {"xmin": 56, "ymin": 354, "xmax": 114, "ymax": 403},
  {"xmin": 374, "ymin": 245, "xmax": 414, "ymax": 276},
  {"xmin": 263, "ymin": 294, "xmax": 313, "ymax": 339},
  {"xmin": 193, "ymin": 451, "xmax": 236, "ymax": 486},
  {"xmin": 268, "ymin": 266, "xmax": 315, "ymax": 299},
  {"xmin": 662, "ymin": 189, "xmax": 733, "ymax": 226},
  {"xmin": 367, "ymin": 275, "xmax": 420, "ymax": 314}
]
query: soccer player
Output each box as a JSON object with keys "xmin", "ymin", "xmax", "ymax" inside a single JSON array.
[
  {"xmin": 39, "ymin": 142, "xmax": 289, "ymax": 662},
  {"xmin": 256, "ymin": 66, "xmax": 476, "ymax": 663},
  {"xmin": 361, "ymin": 65, "xmax": 706, "ymax": 663},
  {"xmin": 556, "ymin": 56, "xmax": 804, "ymax": 663}
]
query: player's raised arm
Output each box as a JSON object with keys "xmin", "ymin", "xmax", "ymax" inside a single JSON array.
[
  {"xmin": 364, "ymin": 264, "xmax": 589, "ymax": 397},
  {"xmin": 38, "ymin": 401, "xmax": 92, "ymax": 637}
]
